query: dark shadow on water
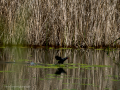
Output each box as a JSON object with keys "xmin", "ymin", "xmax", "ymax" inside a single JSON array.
[{"xmin": 55, "ymin": 68, "xmax": 67, "ymax": 75}]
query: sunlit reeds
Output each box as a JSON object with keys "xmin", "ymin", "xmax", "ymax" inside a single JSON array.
[{"xmin": 0, "ymin": 0, "xmax": 119, "ymax": 47}]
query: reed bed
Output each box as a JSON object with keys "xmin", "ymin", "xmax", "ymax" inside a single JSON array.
[{"xmin": 0, "ymin": 0, "xmax": 120, "ymax": 47}]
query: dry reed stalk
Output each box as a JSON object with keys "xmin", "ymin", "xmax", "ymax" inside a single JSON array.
[{"xmin": 0, "ymin": 0, "xmax": 119, "ymax": 47}]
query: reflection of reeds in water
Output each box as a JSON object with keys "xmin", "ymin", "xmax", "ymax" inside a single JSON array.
[
  {"xmin": 1, "ymin": 48, "xmax": 120, "ymax": 89},
  {"xmin": 0, "ymin": 0, "xmax": 120, "ymax": 47}
]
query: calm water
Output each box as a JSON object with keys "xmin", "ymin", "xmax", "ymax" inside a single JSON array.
[{"xmin": 0, "ymin": 47, "xmax": 120, "ymax": 90}]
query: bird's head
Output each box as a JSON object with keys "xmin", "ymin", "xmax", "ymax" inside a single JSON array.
[{"xmin": 66, "ymin": 57, "xmax": 69, "ymax": 59}]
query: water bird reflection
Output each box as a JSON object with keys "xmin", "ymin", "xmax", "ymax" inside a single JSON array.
[{"xmin": 55, "ymin": 68, "xmax": 67, "ymax": 75}]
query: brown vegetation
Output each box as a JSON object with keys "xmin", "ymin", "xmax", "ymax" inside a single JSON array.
[{"xmin": 0, "ymin": 0, "xmax": 120, "ymax": 47}]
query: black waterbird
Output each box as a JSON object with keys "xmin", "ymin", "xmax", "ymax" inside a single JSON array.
[{"xmin": 55, "ymin": 56, "xmax": 68, "ymax": 64}]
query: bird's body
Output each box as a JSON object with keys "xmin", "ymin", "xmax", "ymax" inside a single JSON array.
[{"xmin": 55, "ymin": 56, "xmax": 68, "ymax": 64}]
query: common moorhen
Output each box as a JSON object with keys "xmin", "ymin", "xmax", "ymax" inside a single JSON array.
[{"xmin": 55, "ymin": 56, "xmax": 68, "ymax": 64}]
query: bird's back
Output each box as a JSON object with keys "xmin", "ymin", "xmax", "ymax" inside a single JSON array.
[{"xmin": 55, "ymin": 56, "xmax": 62, "ymax": 60}]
